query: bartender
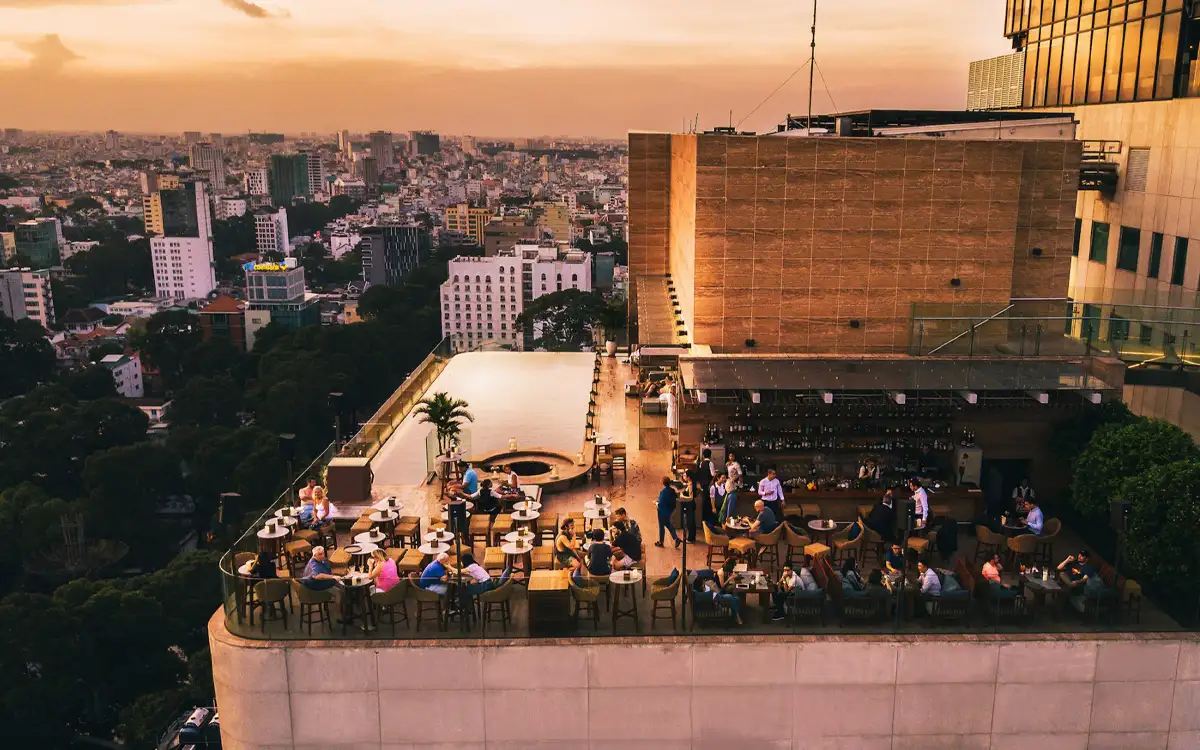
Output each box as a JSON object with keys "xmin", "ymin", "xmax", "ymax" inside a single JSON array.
[
  {"xmin": 756, "ymin": 467, "xmax": 785, "ymax": 520},
  {"xmin": 858, "ymin": 457, "xmax": 881, "ymax": 488}
]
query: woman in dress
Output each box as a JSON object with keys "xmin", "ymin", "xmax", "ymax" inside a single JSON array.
[{"xmin": 311, "ymin": 486, "xmax": 337, "ymax": 527}]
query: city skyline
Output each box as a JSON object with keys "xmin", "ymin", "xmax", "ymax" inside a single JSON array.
[{"xmin": 0, "ymin": 0, "xmax": 1010, "ymax": 136}]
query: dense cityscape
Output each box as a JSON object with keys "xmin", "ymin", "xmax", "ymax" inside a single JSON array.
[{"xmin": 3, "ymin": 1, "xmax": 1200, "ymax": 749}]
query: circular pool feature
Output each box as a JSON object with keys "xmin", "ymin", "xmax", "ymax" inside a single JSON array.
[{"xmin": 509, "ymin": 460, "xmax": 553, "ymax": 477}]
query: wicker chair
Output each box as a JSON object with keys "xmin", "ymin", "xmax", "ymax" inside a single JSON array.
[
  {"xmin": 831, "ymin": 523, "xmax": 866, "ymax": 563},
  {"xmin": 478, "ymin": 577, "xmax": 515, "ymax": 635},
  {"xmin": 974, "ymin": 525, "xmax": 1005, "ymax": 564},
  {"xmin": 782, "ymin": 524, "xmax": 812, "ymax": 567},
  {"xmin": 469, "ymin": 515, "xmax": 492, "ymax": 547},
  {"xmin": 371, "ymin": 580, "xmax": 410, "ymax": 636},
  {"xmin": 753, "ymin": 524, "xmax": 786, "ymax": 574},
  {"xmin": 649, "ymin": 572, "xmax": 682, "ymax": 630},
  {"xmin": 1006, "ymin": 534, "xmax": 1038, "ymax": 570},
  {"xmin": 293, "ymin": 581, "xmax": 335, "ymax": 636},
  {"xmin": 703, "ymin": 523, "xmax": 730, "ymax": 567},
  {"xmin": 233, "ymin": 552, "xmax": 256, "ymax": 624},
  {"xmin": 482, "ymin": 547, "xmax": 507, "ymax": 575},
  {"xmin": 253, "ymin": 579, "xmax": 290, "ymax": 633},
  {"xmin": 1033, "ymin": 518, "xmax": 1061, "ymax": 567},
  {"xmin": 568, "ymin": 575, "xmax": 602, "ymax": 628},
  {"xmin": 633, "ymin": 542, "xmax": 649, "ymax": 594},
  {"xmin": 397, "ymin": 548, "xmax": 426, "ymax": 575},
  {"xmin": 407, "ymin": 573, "xmax": 446, "ymax": 632},
  {"xmin": 861, "ymin": 527, "xmax": 886, "ymax": 565}
]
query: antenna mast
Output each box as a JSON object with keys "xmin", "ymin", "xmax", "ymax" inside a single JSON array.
[{"xmin": 807, "ymin": 0, "xmax": 817, "ymax": 132}]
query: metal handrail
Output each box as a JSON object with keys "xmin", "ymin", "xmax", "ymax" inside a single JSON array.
[{"xmin": 926, "ymin": 304, "xmax": 1014, "ymax": 355}]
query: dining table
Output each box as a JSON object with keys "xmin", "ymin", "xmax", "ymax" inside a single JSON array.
[
  {"xmin": 609, "ymin": 570, "xmax": 643, "ymax": 634},
  {"xmin": 339, "ymin": 573, "xmax": 376, "ymax": 635},
  {"xmin": 371, "ymin": 497, "xmax": 404, "ymax": 513}
]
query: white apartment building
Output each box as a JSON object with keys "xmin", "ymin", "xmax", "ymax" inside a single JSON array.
[
  {"xmin": 254, "ymin": 208, "xmax": 289, "ymax": 257},
  {"xmin": 61, "ymin": 240, "xmax": 99, "ymax": 262},
  {"xmin": 304, "ymin": 152, "xmax": 326, "ymax": 197},
  {"xmin": 150, "ymin": 179, "xmax": 216, "ymax": 300},
  {"xmin": 244, "ymin": 168, "xmax": 269, "ymax": 196},
  {"xmin": 0, "ymin": 267, "xmax": 54, "ymax": 329},
  {"xmin": 100, "ymin": 353, "xmax": 144, "ymax": 398},
  {"xmin": 217, "ymin": 197, "xmax": 248, "ymax": 220},
  {"xmin": 439, "ymin": 244, "xmax": 593, "ymax": 352},
  {"xmin": 101, "ymin": 298, "xmax": 173, "ymax": 318}
]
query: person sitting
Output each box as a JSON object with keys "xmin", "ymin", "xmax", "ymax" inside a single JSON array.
[
  {"xmin": 864, "ymin": 490, "xmax": 897, "ymax": 542},
  {"xmin": 504, "ymin": 464, "xmax": 520, "ymax": 492},
  {"xmin": 982, "ymin": 553, "xmax": 1019, "ymax": 597},
  {"xmin": 475, "ymin": 479, "xmax": 501, "ymax": 516},
  {"xmin": 1013, "ymin": 498, "xmax": 1044, "ymax": 536},
  {"xmin": 556, "ymin": 519, "xmax": 586, "ymax": 570},
  {"xmin": 460, "ymin": 552, "xmax": 505, "ymax": 597},
  {"xmin": 611, "ymin": 544, "xmax": 635, "ymax": 571},
  {"xmin": 250, "ymin": 551, "xmax": 277, "ymax": 580},
  {"xmin": 298, "ymin": 478, "xmax": 319, "ymax": 503},
  {"xmin": 301, "ymin": 546, "xmax": 339, "ymax": 591},
  {"xmin": 299, "ymin": 486, "xmax": 334, "ymax": 531},
  {"xmin": 612, "ymin": 508, "xmax": 641, "ymax": 541},
  {"xmin": 367, "ymin": 548, "xmax": 400, "ymax": 593},
  {"xmin": 419, "ymin": 552, "xmax": 451, "ymax": 596},
  {"xmin": 749, "ymin": 499, "xmax": 779, "ymax": 534},
  {"xmin": 611, "ymin": 521, "xmax": 641, "ymax": 563},
  {"xmin": 586, "ymin": 529, "xmax": 613, "ymax": 576},
  {"xmin": 917, "ymin": 558, "xmax": 941, "ymax": 597},
  {"xmin": 839, "ymin": 556, "xmax": 865, "ymax": 593},
  {"xmin": 693, "ymin": 567, "xmax": 744, "ymax": 626},
  {"xmin": 885, "ymin": 542, "xmax": 905, "ymax": 575},
  {"xmin": 845, "ymin": 514, "xmax": 865, "ymax": 542},
  {"xmin": 459, "ymin": 462, "xmax": 480, "ymax": 497},
  {"xmin": 771, "ymin": 558, "xmax": 821, "ymax": 621},
  {"xmin": 1058, "ymin": 550, "xmax": 1106, "ymax": 610},
  {"xmin": 866, "ymin": 569, "xmax": 891, "ymax": 612}
]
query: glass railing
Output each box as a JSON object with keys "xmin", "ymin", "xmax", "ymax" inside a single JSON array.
[
  {"xmin": 339, "ymin": 337, "xmax": 453, "ymax": 460},
  {"xmin": 909, "ymin": 298, "xmax": 1200, "ymax": 366}
]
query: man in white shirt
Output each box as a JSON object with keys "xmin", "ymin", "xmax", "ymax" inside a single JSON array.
[
  {"xmin": 1018, "ymin": 499, "xmax": 1044, "ymax": 536},
  {"xmin": 757, "ymin": 467, "xmax": 785, "ymax": 518},
  {"xmin": 908, "ymin": 477, "xmax": 929, "ymax": 528},
  {"xmin": 918, "ymin": 560, "xmax": 941, "ymax": 596}
]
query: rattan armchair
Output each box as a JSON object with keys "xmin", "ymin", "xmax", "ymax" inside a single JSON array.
[
  {"xmin": 782, "ymin": 524, "xmax": 812, "ymax": 567},
  {"xmin": 650, "ymin": 572, "xmax": 682, "ymax": 630},
  {"xmin": 477, "ymin": 577, "xmax": 515, "ymax": 635},
  {"xmin": 753, "ymin": 524, "xmax": 785, "ymax": 573},
  {"xmin": 974, "ymin": 525, "xmax": 1005, "ymax": 564},
  {"xmin": 703, "ymin": 523, "xmax": 730, "ymax": 567},
  {"xmin": 407, "ymin": 572, "xmax": 446, "ymax": 632},
  {"xmin": 292, "ymin": 580, "xmax": 336, "ymax": 635},
  {"xmin": 1034, "ymin": 518, "xmax": 1061, "ymax": 566},
  {"xmin": 253, "ymin": 578, "xmax": 290, "ymax": 633},
  {"xmin": 569, "ymin": 575, "xmax": 602, "ymax": 628},
  {"xmin": 371, "ymin": 580, "xmax": 410, "ymax": 636}
]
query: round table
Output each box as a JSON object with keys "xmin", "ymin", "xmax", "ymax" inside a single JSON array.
[
  {"xmin": 276, "ymin": 515, "xmax": 298, "ymax": 527},
  {"xmin": 369, "ymin": 510, "xmax": 399, "ymax": 523},
  {"xmin": 418, "ymin": 541, "xmax": 450, "ymax": 555},
  {"xmin": 503, "ymin": 530, "xmax": 536, "ymax": 544},
  {"xmin": 584, "ymin": 499, "xmax": 612, "ymax": 511},
  {"xmin": 513, "ymin": 500, "xmax": 542, "ymax": 513},
  {"xmin": 440, "ymin": 509, "xmax": 471, "ymax": 522},
  {"xmin": 339, "ymin": 574, "xmax": 375, "ymax": 635},
  {"xmin": 256, "ymin": 524, "xmax": 290, "ymax": 563},
  {"xmin": 609, "ymin": 570, "xmax": 643, "ymax": 634},
  {"xmin": 425, "ymin": 530, "xmax": 455, "ymax": 543},
  {"xmin": 500, "ymin": 541, "xmax": 534, "ymax": 580},
  {"xmin": 344, "ymin": 542, "xmax": 378, "ymax": 569},
  {"xmin": 512, "ymin": 509, "xmax": 540, "ymax": 526},
  {"xmin": 724, "ymin": 519, "xmax": 751, "ymax": 536},
  {"xmin": 257, "ymin": 525, "xmax": 290, "ymax": 540},
  {"xmin": 441, "ymin": 500, "xmax": 475, "ymax": 512},
  {"xmin": 237, "ymin": 560, "xmax": 256, "ymax": 577},
  {"xmin": 372, "ymin": 498, "xmax": 404, "ymax": 512},
  {"xmin": 274, "ymin": 507, "xmax": 303, "ymax": 519},
  {"xmin": 808, "ymin": 519, "xmax": 837, "ymax": 548},
  {"xmin": 355, "ymin": 530, "xmax": 387, "ymax": 546}
]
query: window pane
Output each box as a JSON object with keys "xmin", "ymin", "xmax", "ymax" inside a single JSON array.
[
  {"xmin": 1103, "ymin": 24, "xmax": 1124, "ymax": 102},
  {"xmin": 1061, "ymin": 33, "xmax": 1077, "ymax": 102},
  {"xmin": 1110, "ymin": 4, "xmax": 1126, "ymax": 24},
  {"xmin": 1156, "ymin": 12, "xmax": 1180, "ymax": 99},
  {"xmin": 1128, "ymin": 1, "xmax": 1144, "ymax": 19},
  {"xmin": 1073, "ymin": 218, "xmax": 1084, "ymax": 256},
  {"xmin": 1120, "ymin": 20, "xmax": 1142, "ymax": 100},
  {"xmin": 1171, "ymin": 236, "xmax": 1189, "ymax": 285},
  {"xmin": 1047, "ymin": 38, "xmax": 1064, "ymax": 104},
  {"xmin": 1036, "ymin": 41, "xmax": 1052, "ymax": 105},
  {"xmin": 1090, "ymin": 221, "xmax": 1110, "ymax": 262},
  {"xmin": 1138, "ymin": 15, "xmax": 1162, "ymax": 99},
  {"xmin": 1068, "ymin": 0, "xmax": 1082, "ymax": 14},
  {"xmin": 1024, "ymin": 46, "xmax": 1039, "ymax": 107},
  {"xmin": 1148, "ymin": 232, "xmax": 1163, "ymax": 278},
  {"xmin": 1116, "ymin": 226, "xmax": 1140, "ymax": 271},
  {"xmin": 1082, "ymin": 0, "xmax": 1095, "ymax": 12},
  {"xmin": 1074, "ymin": 30, "xmax": 1092, "ymax": 103},
  {"xmin": 1088, "ymin": 26, "xmax": 1108, "ymax": 102},
  {"xmin": 1145, "ymin": 0, "xmax": 1163, "ymax": 14}
]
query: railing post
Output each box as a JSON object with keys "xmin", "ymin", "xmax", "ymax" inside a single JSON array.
[
  {"xmin": 916, "ymin": 322, "xmax": 924, "ymax": 355},
  {"xmin": 968, "ymin": 320, "xmax": 975, "ymax": 357},
  {"xmin": 1035, "ymin": 322, "xmax": 1043, "ymax": 356},
  {"xmin": 1019, "ymin": 323, "xmax": 1028, "ymax": 356}
]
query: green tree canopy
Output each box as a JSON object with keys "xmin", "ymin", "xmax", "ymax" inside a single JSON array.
[
  {"xmin": 0, "ymin": 314, "xmax": 56, "ymax": 397},
  {"xmin": 132, "ymin": 309, "xmax": 202, "ymax": 392},
  {"xmin": 165, "ymin": 374, "xmax": 244, "ymax": 429},
  {"xmin": 62, "ymin": 364, "xmax": 118, "ymax": 401},
  {"xmin": 518, "ymin": 288, "xmax": 604, "ymax": 351},
  {"xmin": 1121, "ymin": 459, "xmax": 1200, "ymax": 598}
]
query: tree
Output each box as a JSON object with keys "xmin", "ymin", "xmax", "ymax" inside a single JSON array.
[
  {"xmin": 0, "ymin": 313, "xmax": 56, "ymax": 398},
  {"xmin": 414, "ymin": 392, "xmax": 474, "ymax": 455},
  {"xmin": 132, "ymin": 309, "xmax": 202, "ymax": 392},
  {"xmin": 62, "ymin": 364, "xmax": 118, "ymax": 401},
  {"xmin": 82, "ymin": 442, "xmax": 184, "ymax": 566},
  {"xmin": 165, "ymin": 374, "xmax": 244, "ymax": 428},
  {"xmin": 69, "ymin": 196, "xmax": 104, "ymax": 213},
  {"xmin": 0, "ymin": 172, "xmax": 20, "ymax": 190},
  {"xmin": 1121, "ymin": 459, "xmax": 1200, "ymax": 602},
  {"xmin": 517, "ymin": 288, "xmax": 604, "ymax": 351},
  {"xmin": 1070, "ymin": 418, "xmax": 1199, "ymax": 521}
]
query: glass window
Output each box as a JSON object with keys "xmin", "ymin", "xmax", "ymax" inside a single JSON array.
[
  {"xmin": 1128, "ymin": 1, "xmax": 1144, "ymax": 19},
  {"xmin": 1156, "ymin": 12, "xmax": 1180, "ymax": 98},
  {"xmin": 1047, "ymin": 38, "xmax": 1064, "ymax": 104},
  {"xmin": 1171, "ymin": 236, "xmax": 1188, "ymax": 285},
  {"xmin": 1082, "ymin": 0, "xmax": 1096, "ymax": 12},
  {"xmin": 1120, "ymin": 19, "xmax": 1142, "ymax": 100},
  {"xmin": 1108, "ymin": 313, "xmax": 1130, "ymax": 341},
  {"xmin": 1090, "ymin": 221, "xmax": 1110, "ymax": 263},
  {"xmin": 1110, "ymin": 4, "xmax": 1126, "ymax": 24},
  {"xmin": 1061, "ymin": 33, "xmax": 1077, "ymax": 102},
  {"xmin": 1073, "ymin": 218, "xmax": 1084, "ymax": 256},
  {"xmin": 1145, "ymin": 0, "xmax": 1163, "ymax": 13},
  {"xmin": 1088, "ymin": 27, "xmax": 1107, "ymax": 102},
  {"xmin": 1116, "ymin": 226, "xmax": 1140, "ymax": 271},
  {"xmin": 1023, "ymin": 47, "xmax": 1040, "ymax": 106},
  {"xmin": 1074, "ymin": 30, "xmax": 1092, "ymax": 103},
  {"xmin": 1138, "ymin": 16, "xmax": 1162, "ymax": 99},
  {"xmin": 1035, "ymin": 41, "xmax": 1052, "ymax": 105},
  {"xmin": 1080, "ymin": 11, "xmax": 1093, "ymax": 29},
  {"xmin": 1055, "ymin": 0, "xmax": 1068, "ymax": 20},
  {"xmin": 1102, "ymin": 23, "xmax": 1124, "ymax": 101},
  {"xmin": 1148, "ymin": 232, "xmax": 1163, "ymax": 278}
]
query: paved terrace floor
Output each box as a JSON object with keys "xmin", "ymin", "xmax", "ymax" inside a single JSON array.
[{"xmin": 226, "ymin": 355, "xmax": 1179, "ymax": 640}]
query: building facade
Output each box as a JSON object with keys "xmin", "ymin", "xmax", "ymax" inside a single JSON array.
[
  {"xmin": 245, "ymin": 168, "xmax": 269, "ymax": 196},
  {"xmin": 254, "ymin": 207, "xmax": 289, "ymax": 257},
  {"xmin": 14, "ymin": 218, "xmax": 62, "ymax": 268},
  {"xmin": 244, "ymin": 259, "xmax": 319, "ymax": 330},
  {"xmin": 198, "ymin": 295, "xmax": 248, "ymax": 353},
  {"xmin": 100, "ymin": 353, "xmax": 144, "ymax": 398},
  {"xmin": 0, "ymin": 267, "xmax": 54, "ymax": 329},
  {"xmin": 359, "ymin": 224, "xmax": 426, "ymax": 287},
  {"xmin": 369, "ymin": 131, "xmax": 393, "ymax": 169},
  {"xmin": 189, "ymin": 142, "xmax": 226, "ymax": 191},
  {"xmin": 150, "ymin": 179, "xmax": 216, "ymax": 300},
  {"xmin": 269, "ymin": 153, "xmax": 311, "ymax": 206},
  {"xmin": 444, "ymin": 203, "xmax": 492, "ymax": 246},
  {"xmin": 409, "ymin": 130, "xmax": 440, "ymax": 156},
  {"xmin": 217, "ymin": 197, "xmax": 248, "ymax": 220}
]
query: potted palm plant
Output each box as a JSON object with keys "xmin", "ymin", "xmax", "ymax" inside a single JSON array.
[{"xmin": 414, "ymin": 392, "xmax": 475, "ymax": 456}]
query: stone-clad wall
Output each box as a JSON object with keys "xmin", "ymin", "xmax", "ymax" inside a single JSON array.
[
  {"xmin": 210, "ymin": 613, "xmax": 1200, "ymax": 749},
  {"xmin": 628, "ymin": 133, "xmax": 672, "ymax": 279}
]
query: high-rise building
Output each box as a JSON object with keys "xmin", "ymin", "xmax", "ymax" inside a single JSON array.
[
  {"xmin": 216, "ymin": 197, "xmax": 249, "ymax": 220},
  {"xmin": 104, "ymin": 130, "xmax": 119, "ymax": 150},
  {"xmin": 409, "ymin": 130, "xmax": 440, "ymax": 157},
  {"xmin": 461, "ymin": 135, "xmax": 478, "ymax": 157},
  {"xmin": 190, "ymin": 142, "xmax": 227, "ymax": 191},
  {"xmin": 244, "ymin": 167, "xmax": 269, "ymax": 196},
  {"xmin": 254, "ymin": 207, "xmax": 290, "ymax": 257},
  {"xmin": 183, "ymin": 131, "xmax": 202, "ymax": 147},
  {"xmin": 243, "ymin": 258, "xmax": 320, "ymax": 329},
  {"xmin": 139, "ymin": 170, "xmax": 159, "ymax": 195},
  {"xmin": 0, "ymin": 267, "xmax": 55, "ymax": 329},
  {"xmin": 369, "ymin": 131, "xmax": 393, "ymax": 168},
  {"xmin": 968, "ymin": 2, "xmax": 1200, "ymax": 366},
  {"xmin": 483, "ymin": 215, "xmax": 536, "ymax": 256},
  {"xmin": 268, "ymin": 153, "xmax": 311, "ymax": 206},
  {"xmin": 359, "ymin": 157, "xmax": 379, "ymax": 191},
  {"xmin": 359, "ymin": 224, "xmax": 427, "ymax": 287},
  {"xmin": 150, "ymin": 179, "xmax": 216, "ymax": 300},
  {"xmin": 301, "ymin": 150, "xmax": 325, "ymax": 196},
  {"xmin": 444, "ymin": 202, "xmax": 492, "ymax": 246},
  {"xmin": 533, "ymin": 201, "xmax": 572, "ymax": 242},
  {"xmin": 338, "ymin": 130, "xmax": 352, "ymax": 161},
  {"xmin": 13, "ymin": 218, "xmax": 63, "ymax": 268}
]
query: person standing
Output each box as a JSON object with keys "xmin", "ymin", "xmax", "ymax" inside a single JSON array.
[
  {"xmin": 679, "ymin": 470, "xmax": 698, "ymax": 543},
  {"xmin": 658, "ymin": 381, "xmax": 679, "ymax": 434},
  {"xmin": 710, "ymin": 472, "xmax": 727, "ymax": 527},
  {"xmin": 908, "ymin": 477, "xmax": 929, "ymax": 529},
  {"xmin": 757, "ymin": 467, "xmax": 785, "ymax": 520},
  {"xmin": 722, "ymin": 454, "xmax": 743, "ymax": 521},
  {"xmin": 695, "ymin": 449, "xmax": 716, "ymax": 528},
  {"xmin": 654, "ymin": 476, "xmax": 681, "ymax": 549}
]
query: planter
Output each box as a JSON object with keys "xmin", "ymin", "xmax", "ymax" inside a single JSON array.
[{"xmin": 605, "ymin": 340, "xmax": 617, "ymax": 357}]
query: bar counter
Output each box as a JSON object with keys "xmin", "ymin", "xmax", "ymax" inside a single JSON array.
[{"xmin": 778, "ymin": 486, "xmax": 983, "ymax": 523}]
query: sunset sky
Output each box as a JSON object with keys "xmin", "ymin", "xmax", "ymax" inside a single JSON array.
[{"xmin": 0, "ymin": 0, "xmax": 1011, "ymax": 137}]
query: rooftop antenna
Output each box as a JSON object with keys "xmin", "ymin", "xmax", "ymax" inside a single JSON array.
[{"xmin": 807, "ymin": 0, "xmax": 818, "ymax": 132}]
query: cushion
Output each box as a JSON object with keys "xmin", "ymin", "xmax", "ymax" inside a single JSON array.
[
  {"xmin": 728, "ymin": 538, "xmax": 756, "ymax": 553},
  {"xmin": 665, "ymin": 568, "xmax": 679, "ymax": 586},
  {"xmin": 940, "ymin": 573, "xmax": 962, "ymax": 593}
]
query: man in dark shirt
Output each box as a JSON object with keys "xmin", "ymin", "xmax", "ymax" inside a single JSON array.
[
  {"xmin": 586, "ymin": 530, "xmax": 612, "ymax": 576},
  {"xmin": 612, "ymin": 521, "xmax": 641, "ymax": 562},
  {"xmin": 301, "ymin": 546, "xmax": 339, "ymax": 591},
  {"xmin": 749, "ymin": 499, "xmax": 779, "ymax": 534},
  {"xmin": 695, "ymin": 449, "xmax": 716, "ymax": 526},
  {"xmin": 864, "ymin": 491, "xmax": 897, "ymax": 542},
  {"xmin": 654, "ymin": 476, "xmax": 681, "ymax": 548}
]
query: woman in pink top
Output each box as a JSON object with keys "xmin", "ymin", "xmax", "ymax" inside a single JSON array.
[{"xmin": 368, "ymin": 549, "xmax": 400, "ymax": 593}]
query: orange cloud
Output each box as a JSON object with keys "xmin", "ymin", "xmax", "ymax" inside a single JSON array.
[{"xmin": 15, "ymin": 33, "xmax": 80, "ymax": 72}]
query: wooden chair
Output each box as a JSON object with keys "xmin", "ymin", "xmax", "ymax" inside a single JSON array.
[
  {"xmin": 293, "ymin": 581, "xmax": 335, "ymax": 635},
  {"xmin": 371, "ymin": 580, "xmax": 410, "ymax": 636},
  {"xmin": 393, "ymin": 515, "xmax": 421, "ymax": 548},
  {"xmin": 327, "ymin": 547, "xmax": 352, "ymax": 575},
  {"xmin": 649, "ymin": 572, "xmax": 681, "ymax": 630},
  {"xmin": 284, "ymin": 539, "xmax": 312, "ymax": 578},
  {"xmin": 292, "ymin": 528, "xmax": 319, "ymax": 546},
  {"xmin": 478, "ymin": 577, "xmax": 515, "ymax": 635},
  {"xmin": 407, "ymin": 573, "xmax": 446, "ymax": 632},
  {"xmin": 535, "ymin": 515, "xmax": 557, "ymax": 545},
  {"xmin": 753, "ymin": 524, "xmax": 786, "ymax": 574},
  {"xmin": 397, "ymin": 548, "xmax": 426, "ymax": 575},
  {"xmin": 782, "ymin": 524, "xmax": 811, "ymax": 566},
  {"xmin": 703, "ymin": 523, "xmax": 730, "ymax": 567},
  {"xmin": 1033, "ymin": 518, "xmax": 1061, "ymax": 567},
  {"xmin": 568, "ymin": 575, "xmax": 602, "ymax": 628},
  {"xmin": 531, "ymin": 546, "xmax": 554, "ymax": 571},
  {"xmin": 491, "ymin": 513, "xmax": 513, "ymax": 544},
  {"xmin": 1006, "ymin": 534, "xmax": 1038, "ymax": 570},
  {"xmin": 974, "ymin": 525, "xmax": 1005, "ymax": 564},
  {"xmin": 482, "ymin": 547, "xmax": 507, "ymax": 575},
  {"xmin": 610, "ymin": 444, "xmax": 627, "ymax": 482},
  {"xmin": 469, "ymin": 515, "xmax": 492, "ymax": 547},
  {"xmin": 253, "ymin": 579, "xmax": 290, "ymax": 633},
  {"xmin": 861, "ymin": 527, "xmax": 886, "ymax": 565}
]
